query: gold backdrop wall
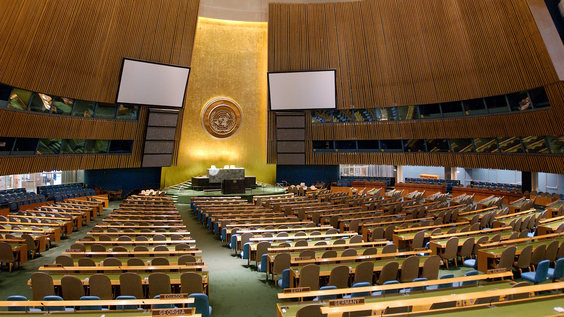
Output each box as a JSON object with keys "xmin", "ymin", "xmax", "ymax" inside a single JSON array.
[{"xmin": 162, "ymin": 18, "xmax": 275, "ymax": 187}]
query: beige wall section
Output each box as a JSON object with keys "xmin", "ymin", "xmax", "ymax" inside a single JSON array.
[
  {"xmin": 162, "ymin": 18, "xmax": 276, "ymax": 187},
  {"xmin": 199, "ymin": 0, "xmax": 360, "ymax": 22}
]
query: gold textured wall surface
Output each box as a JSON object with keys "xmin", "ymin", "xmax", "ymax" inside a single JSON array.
[{"xmin": 162, "ymin": 18, "xmax": 275, "ymax": 186}]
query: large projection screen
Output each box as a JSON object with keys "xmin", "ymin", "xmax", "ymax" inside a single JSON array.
[
  {"xmin": 268, "ymin": 70, "xmax": 336, "ymax": 110},
  {"xmin": 116, "ymin": 59, "xmax": 190, "ymax": 108}
]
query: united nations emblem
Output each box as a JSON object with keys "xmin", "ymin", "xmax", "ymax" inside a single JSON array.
[{"xmin": 201, "ymin": 98, "xmax": 242, "ymax": 139}]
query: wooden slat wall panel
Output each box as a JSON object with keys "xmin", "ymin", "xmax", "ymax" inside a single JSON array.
[
  {"xmin": 0, "ymin": 0, "xmax": 200, "ymax": 103},
  {"xmin": 266, "ymin": 0, "xmax": 564, "ymax": 164},
  {"xmin": 268, "ymin": 0, "xmax": 557, "ymax": 105},
  {"xmin": 0, "ymin": 0, "xmax": 199, "ymax": 175}
]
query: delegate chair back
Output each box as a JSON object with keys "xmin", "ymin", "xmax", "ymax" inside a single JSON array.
[
  {"xmin": 498, "ymin": 246, "xmax": 517, "ymax": 270},
  {"xmin": 412, "ymin": 231, "xmax": 425, "ymax": 250},
  {"xmin": 299, "ymin": 264, "xmax": 321, "ymax": 291},
  {"xmin": 458, "ymin": 237, "xmax": 475, "ymax": 262},
  {"xmin": 530, "ymin": 244, "xmax": 547, "ymax": 270},
  {"xmin": 381, "ymin": 244, "xmax": 397, "ymax": 254},
  {"xmin": 103, "ymin": 258, "xmax": 123, "ymax": 267},
  {"xmin": 119, "ymin": 273, "xmax": 144, "ymax": 299},
  {"xmin": 341, "ymin": 248, "xmax": 357, "ymax": 257},
  {"xmin": 181, "ymin": 272, "xmax": 203, "ymax": 295},
  {"xmin": 363, "ymin": 247, "xmax": 377, "ymax": 255},
  {"xmin": 149, "ymin": 273, "xmax": 171, "ymax": 298},
  {"xmin": 0, "ymin": 242, "xmax": 17, "ymax": 271},
  {"xmin": 135, "ymin": 246, "xmax": 149, "ymax": 252},
  {"xmin": 30, "ymin": 272, "xmax": 55, "ymax": 300},
  {"xmin": 328, "ymin": 265, "xmax": 350, "ymax": 289},
  {"xmin": 371, "ymin": 227, "xmax": 384, "ymax": 241},
  {"xmin": 295, "ymin": 304, "xmax": 325, "ymax": 317},
  {"xmin": 522, "ymin": 259, "xmax": 549, "ymax": 284},
  {"xmin": 441, "ymin": 237, "xmax": 459, "ymax": 268},
  {"xmin": 299, "ymin": 250, "xmax": 316, "ymax": 259},
  {"xmin": 78, "ymin": 257, "xmax": 96, "ymax": 266},
  {"xmin": 272, "ymin": 253, "xmax": 291, "ymax": 280},
  {"xmin": 350, "ymin": 235, "xmax": 363, "ymax": 244},
  {"xmin": 70, "ymin": 243, "xmax": 86, "ymax": 252},
  {"xmin": 152, "ymin": 257, "xmax": 170, "ymax": 266},
  {"xmin": 22, "ymin": 234, "xmax": 38, "ymax": 258},
  {"xmin": 91, "ymin": 244, "xmax": 106, "ymax": 252},
  {"xmin": 333, "ymin": 239, "xmax": 346, "ymax": 245},
  {"xmin": 353, "ymin": 261, "xmax": 374, "ymax": 285},
  {"xmin": 178, "ymin": 255, "xmax": 197, "ymax": 265},
  {"xmin": 421, "ymin": 255, "xmax": 441, "ymax": 280},
  {"xmin": 112, "ymin": 246, "xmax": 127, "ymax": 252},
  {"xmin": 377, "ymin": 261, "xmax": 399, "ymax": 285},
  {"xmin": 545, "ymin": 240, "xmax": 559, "ymax": 264},
  {"xmin": 127, "ymin": 258, "xmax": 146, "ymax": 266},
  {"xmin": 322, "ymin": 250, "xmax": 337, "ymax": 258},
  {"xmin": 61, "ymin": 275, "xmax": 85, "ymax": 300},
  {"xmin": 55, "ymin": 255, "xmax": 74, "ymax": 266},
  {"xmin": 89, "ymin": 274, "xmax": 113, "ymax": 300},
  {"xmin": 400, "ymin": 256, "xmax": 420, "ymax": 283},
  {"xmin": 514, "ymin": 245, "xmax": 533, "ymax": 275},
  {"xmin": 255, "ymin": 241, "xmax": 270, "ymax": 264}
]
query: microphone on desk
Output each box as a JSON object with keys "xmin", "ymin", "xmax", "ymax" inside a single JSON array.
[{"xmin": 41, "ymin": 302, "xmax": 48, "ymax": 313}]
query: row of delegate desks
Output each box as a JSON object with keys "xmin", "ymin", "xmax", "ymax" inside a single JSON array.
[
  {"xmin": 264, "ymin": 241, "xmax": 389, "ymax": 279},
  {"xmin": 476, "ymin": 232, "xmax": 564, "ymax": 272},
  {"xmin": 0, "ymin": 298, "xmax": 197, "ymax": 316},
  {"xmin": 0, "ymin": 218, "xmax": 72, "ymax": 236},
  {"xmin": 277, "ymin": 280, "xmax": 564, "ymax": 317}
]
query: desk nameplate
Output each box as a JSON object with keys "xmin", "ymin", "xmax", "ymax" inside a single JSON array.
[
  {"xmin": 329, "ymin": 298, "xmax": 365, "ymax": 307},
  {"xmin": 283, "ymin": 287, "xmax": 310, "ymax": 294},
  {"xmin": 153, "ymin": 308, "xmax": 193, "ymax": 316}
]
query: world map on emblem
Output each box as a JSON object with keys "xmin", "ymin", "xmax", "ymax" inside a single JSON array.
[
  {"xmin": 201, "ymin": 98, "xmax": 242, "ymax": 139},
  {"xmin": 208, "ymin": 107, "xmax": 237, "ymax": 135}
]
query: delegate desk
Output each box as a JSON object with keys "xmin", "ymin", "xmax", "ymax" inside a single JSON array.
[
  {"xmin": 34, "ymin": 207, "xmax": 91, "ymax": 223},
  {"xmin": 0, "ymin": 298, "xmax": 197, "ymax": 316},
  {"xmin": 319, "ymin": 282, "xmax": 564, "ymax": 317},
  {"xmin": 288, "ymin": 256, "xmax": 433, "ymax": 288},
  {"xmin": 537, "ymin": 215, "xmax": 564, "ymax": 235},
  {"xmin": 392, "ymin": 222, "xmax": 470, "ymax": 250},
  {"xmin": 477, "ymin": 234, "xmax": 564, "ymax": 272},
  {"xmin": 452, "ymin": 186, "xmax": 523, "ymax": 205},
  {"xmin": 429, "ymin": 227, "xmax": 514, "ymax": 256},
  {"xmin": 10, "ymin": 213, "xmax": 81, "ymax": 229},
  {"xmin": 78, "ymin": 239, "xmax": 196, "ymax": 246},
  {"xmin": 39, "ymin": 263, "xmax": 208, "ymax": 273},
  {"xmin": 29, "ymin": 272, "xmax": 210, "ymax": 296},
  {"xmin": 87, "ymin": 231, "xmax": 191, "ymax": 239},
  {"xmin": 63, "ymin": 249, "xmax": 202, "ymax": 257},
  {"xmin": 0, "ymin": 227, "xmax": 59, "ymax": 243},
  {"xmin": 278, "ymin": 271, "xmax": 513, "ymax": 300},
  {"xmin": 0, "ymin": 238, "xmax": 27, "ymax": 264}
]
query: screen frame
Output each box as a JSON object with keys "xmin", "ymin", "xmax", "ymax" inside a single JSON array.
[
  {"xmin": 267, "ymin": 69, "xmax": 337, "ymax": 111},
  {"xmin": 115, "ymin": 58, "xmax": 191, "ymax": 108}
]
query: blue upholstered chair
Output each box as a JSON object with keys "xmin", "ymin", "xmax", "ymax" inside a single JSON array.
[
  {"xmin": 277, "ymin": 268, "xmax": 290, "ymax": 289},
  {"xmin": 426, "ymin": 273, "xmax": 455, "ymax": 290},
  {"xmin": 258, "ymin": 254, "xmax": 268, "ymax": 272},
  {"xmin": 314, "ymin": 285, "xmax": 337, "ymax": 301},
  {"xmin": 7, "ymin": 295, "xmax": 42, "ymax": 312},
  {"xmin": 42, "ymin": 295, "xmax": 75, "ymax": 312},
  {"xmin": 548, "ymin": 258, "xmax": 564, "ymax": 280},
  {"xmin": 372, "ymin": 280, "xmax": 399, "ymax": 296},
  {"xmin": 522, "ymin": 259, "xmax": 549, "ymax": 284},
  {"xmin": 115, "ymin": 295, "xmax": 140, "ymax": 310},
  {"xmin": 78, "ymin": 295, "xmax": 108, "ymax": 311},
  {"xmin": 343, "ymin": 282, "xmax": 371, "ymax": 298},
  {"xmin": 188, "ymin": 293, "xmax": 212, "ymax": 317}
]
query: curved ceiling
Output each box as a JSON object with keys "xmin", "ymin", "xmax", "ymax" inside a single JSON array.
[{"xmin": 199, "ymin": 0, "xmax": 360, "ymax": 22}]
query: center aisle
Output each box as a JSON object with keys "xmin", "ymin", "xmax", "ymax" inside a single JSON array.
[{"xmin": 177, "ymin": 203, "xmax": 282, "ymax": 317}]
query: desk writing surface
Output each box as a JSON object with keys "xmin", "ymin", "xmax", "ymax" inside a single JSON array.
[
  {"xmin": 482, "ymin": 237, "xmax": 564, "ymax": 256},
  {"xmin": 69, "ymin": 256, "xmax": 201, "ymax": 265},
  {"xmin": 278, "ymin": 280, "xmax": 514, "ymax": 317},
  {"xmin": 393, "ymin": 296, "xmax": 564, "ymax": 317},
  {"xmin": 34, "ymin": 271, "xmax": 209, "ymax": 285},
  {"xmin": 431, "ymin": 231, "xmax": 514, "ymax": 247}
]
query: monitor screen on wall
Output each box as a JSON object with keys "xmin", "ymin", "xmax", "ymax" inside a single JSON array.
[
  {"xmin": 116, "ymin": 58, "xmax": 190, "ymax": 108},
  {"xmin": 268, "ymin": 70, "xmax": 337, "ymax": 110}
]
